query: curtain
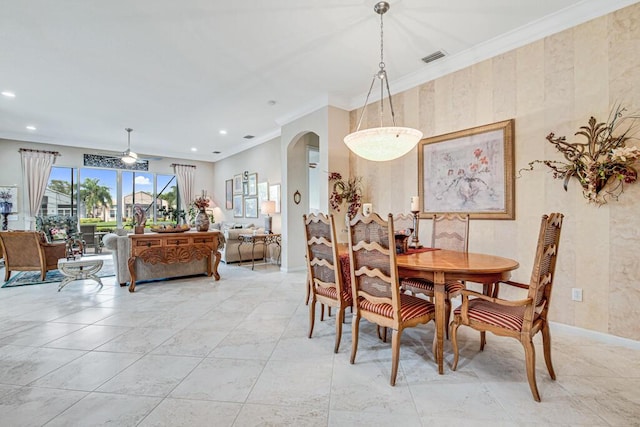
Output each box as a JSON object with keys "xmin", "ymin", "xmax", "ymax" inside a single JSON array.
[
  {"xmin": 173, "ymin": 164, "xmax": 196, "ymax": 212},
  {"xmin": 20, "ymin": 149, "xmax": 58, "ymax": 229}
]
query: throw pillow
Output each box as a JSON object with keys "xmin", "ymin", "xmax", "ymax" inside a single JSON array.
[{"xmin": 50, "ymin": 227, "xmax": 68, "ymax": 241}]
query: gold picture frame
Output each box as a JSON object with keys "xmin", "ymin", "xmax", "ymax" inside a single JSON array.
[{"xmin": 418, "ymin": 119, "xmax": 515, "ymax": 220}]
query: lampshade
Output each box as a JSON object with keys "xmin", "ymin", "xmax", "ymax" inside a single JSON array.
[
  {"xmin": 344, "ymin": 126, "xmax": 423, "ymax": 162},
  {"xmin": 261, "ymin": 200, "xmax": 276, "ymax": 215},
  {"xmin": 344, "ymin": 1, "xmax": 423, "ymax": 162}
]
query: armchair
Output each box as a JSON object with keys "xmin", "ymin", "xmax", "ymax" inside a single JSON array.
[
  {"xmin": 36, "ymin": 215, "xmax": 84, "ymax": 255},
  {"xmin": 0, "ymin": 231, "xmax": 67, "ymax": 281},
  {"xmin": 450, "ymin": 213, "xmax": 564, "ymax": 401}
]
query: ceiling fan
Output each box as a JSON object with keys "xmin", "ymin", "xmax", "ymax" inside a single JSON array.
[
  {"xmin": 121, "ymin": 127, "xmax": 138, "ymax": 164},
  {"xmin": 97, "ymin": 128, "xmax": 162, "ymax": 163}
]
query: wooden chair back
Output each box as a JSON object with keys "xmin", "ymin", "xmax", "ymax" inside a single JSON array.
[
  {"xmin": 393, "ymin": 213, "xmax": 413, "ymax": 234},
  {"xmin": 303, "ymin": 213, "xmax": 345, "ymax": 300},
  {"xmin": 347, "ymin": 212, "xmax": 401, "ymax": 326},
  {"xmin": 0, "ymin": 231, "xmax": 45, "ymax": 269},
  {"xmin": 432, "ymin": 213, "xmax": 469, "ymax": 252},
  {"xmin": 304, "ymin": 213, "xmax": 352, "ymax": 353},
  {"xmin": 524, "ymin": 212, "xmax": 564, "ymax": 325}
]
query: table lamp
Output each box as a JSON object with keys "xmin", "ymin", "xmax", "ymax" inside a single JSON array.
[
  {"xmin": 261, "ymin": 200, "xmax": 276, "ymax": 234},
  {"xmin": 0, "ymin": 200, "xmax": 14, "ymax": 231}
]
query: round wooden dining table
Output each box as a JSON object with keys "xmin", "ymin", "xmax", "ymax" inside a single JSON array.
[{"xmin": 396, "ymin": 249, "xmax": 519, "ymax": 374}]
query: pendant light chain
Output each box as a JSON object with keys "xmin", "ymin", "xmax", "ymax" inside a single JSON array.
[
  {"xmin": 343, "ymin": 1, "xmax": 423, "ymax": 162},
  {"xmin": 379, "ymin": 9, "xmax": 385, "ymax": 127}
]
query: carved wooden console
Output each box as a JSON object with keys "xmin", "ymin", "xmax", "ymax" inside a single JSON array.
[{"xmin": 127, "ymin": 230, "xmax": 221, "ymax": 292}]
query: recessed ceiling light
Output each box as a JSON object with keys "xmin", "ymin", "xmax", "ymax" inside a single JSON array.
[
  {"xmin": 219, "ymin": 130, "xmax": 227, "ymax": 135},
  {"xmin": 26, "ymin": 125, "xmax": 36, "ymax": 131},
  {"xmin": 1, "ymin": 91, "xmax": 16, "ymax": 98},
  {"xmin": 190, "ymin": 147, "xmax": 197, "ymax": 152}
]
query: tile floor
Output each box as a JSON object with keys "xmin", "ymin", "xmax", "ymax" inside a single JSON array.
[{"xmin": 0, "ymin": 261, "xmax": 639, "ymax": 426}]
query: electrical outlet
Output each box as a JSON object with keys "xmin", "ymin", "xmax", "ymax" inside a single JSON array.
[{"xmin": 571, "ymin": 288, "xmax": 583, "ymax": 302}]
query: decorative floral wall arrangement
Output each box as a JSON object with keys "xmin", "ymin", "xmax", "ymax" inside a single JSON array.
[
  {"xmin": 328, "ymin": 172, "xmax": 362, "ymax": 219},
  {"xmin": 521, "ymin": 106, "xmax": 640, "ymax": 205}
]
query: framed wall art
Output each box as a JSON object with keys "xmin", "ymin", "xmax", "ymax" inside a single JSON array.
[
  {"xmin": 244, "ymin": 197, "xmax": 258, "ymax": 218},
  {"xmin": 269, "ymin": 183, "xmax": 281, "ymax": 213},
  {"xmin": 257, "ymin": 181, "xmax": 269, "ymax": 206},
  {"xmin": 233, "ymin": 194, "xmax": 244, "ymax": 217},
  {"xmin": 248, "ymin": 173, "xmax": 257, "ymax": 196},
  {"xmin": 418, "ymin": 119, "xmax": 515, "ymax": 219},
  {"xmin": 225, "ymin": 179, "xmax": 233, "ymax": 210},
  {"xmin": 233, "ymin": 174, "xmax": 243, "ymax": 194}
]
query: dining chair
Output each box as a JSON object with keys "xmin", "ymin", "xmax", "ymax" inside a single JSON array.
[
  {"xmin": 401, "ymin": 213, "xmax": 469, "ymax": 338},
  {"xmin": 450, "ymin": 213, "xmax": 564, "ymax": 402},
  {"xmin": 303, "ymin": 213, "xmax": 352, "ymax": 353},
  {"xmin": 347, "ymin": 212, "xmax": 435, "ymax": 386}
]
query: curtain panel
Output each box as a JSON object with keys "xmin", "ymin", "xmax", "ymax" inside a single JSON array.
[
  {"xmin": 20, "ymin": 149, "xmax": 58, "ymax": 229},
  {"xmin": 173, "ymin": 164, "xmax": 196, "ymax": 212}
]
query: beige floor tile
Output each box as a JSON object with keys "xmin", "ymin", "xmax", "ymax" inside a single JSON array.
[{"xmin": 0, "ymin": 262, "xmax": 639, "ymax": 425}]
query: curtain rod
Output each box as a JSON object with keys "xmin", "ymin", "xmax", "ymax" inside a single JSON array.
[
  {"xmin": 170, "ymin": 163, "xmax": 196, "ymax": 168},
  {"xmin": 19, "ymin": 148, "xmax": 60, "ymax": 156}
]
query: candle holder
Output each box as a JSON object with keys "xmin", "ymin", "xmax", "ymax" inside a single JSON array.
[{"xmin": 408, "ymin": 210, "xmax": 422, "ymax": 249}]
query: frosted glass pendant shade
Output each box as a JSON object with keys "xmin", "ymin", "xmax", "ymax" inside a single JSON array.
[{"xmin": 344, "ymin": 126, "xmax": 423, "ymax": 161}]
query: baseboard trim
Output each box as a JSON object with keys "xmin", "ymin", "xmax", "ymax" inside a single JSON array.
[{"xmin": 550, "ymin": 321, "xmax": 640, "ymax": 349}]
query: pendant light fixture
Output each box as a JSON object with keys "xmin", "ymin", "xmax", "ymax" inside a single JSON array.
[
  {"xmin": 344, "ymin": 1, "xmax": 423, "ymax": 162},
  {"xmin": 121, "ymin": 127, "xmax": 139, "ymax": 164}
]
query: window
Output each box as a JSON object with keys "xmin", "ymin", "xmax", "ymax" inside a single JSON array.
[
  {"xmin": 41, "ymin": 166, "xmax": 177, "ymax": 229},
  {"xmin": 41, "ymin": 167, "xmax": 78, "ymax": 217}
]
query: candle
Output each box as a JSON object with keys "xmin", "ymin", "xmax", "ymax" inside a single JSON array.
[
  {"xmin": 410, "ymin": 196, "xmax": 420, "ymax": 212},
  {"xmin": 362, "ymin": 203, "xmax": 372, "ymax": 216}
]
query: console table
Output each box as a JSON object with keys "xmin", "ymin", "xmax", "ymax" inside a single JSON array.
[
  {"xmin": 237, "ymin": 233, "xmax": 281, "ymax": 270},
  {"xmin": 127, "ymin": 231, "xmax": 221, "ymax": 292}
]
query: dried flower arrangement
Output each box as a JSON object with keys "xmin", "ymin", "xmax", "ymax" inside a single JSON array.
[
  {"xmin": 520, "ymin": 106, "xmax": 640, "ymax": 205},
  {"xmin": 193, "ymin": 195, "xmax": 210, "ymax": 211},
  {"xmin": 328, "ymin": 172, "xmax": 363, "ymax": 219}
]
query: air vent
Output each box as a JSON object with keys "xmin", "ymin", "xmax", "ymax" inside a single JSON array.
[
  {"xmin": 243, "ymin": 135, "xmax": 255, "ymax": 139},
  {"xmin": 421, "ymin": 50, "xmax": 446, "ymax": 64}
]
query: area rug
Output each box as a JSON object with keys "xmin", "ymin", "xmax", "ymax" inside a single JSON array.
[{"xmin": 1, "ymin": 258, "xmax": 115, "ymax": 288}]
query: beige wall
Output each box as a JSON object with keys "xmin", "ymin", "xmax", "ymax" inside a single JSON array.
[
  {"xmin": 349, "ymin": 4, "xmax": 640, "ymax": 340},
  {"xmin": 211, "ymin": 136, "xmax": 282, "ymax": 229}
]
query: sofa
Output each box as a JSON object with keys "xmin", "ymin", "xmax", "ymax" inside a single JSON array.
[
  {"xmin": 102, "ymin": 229, "xmax": 225, "ymax": 286},
  {"xmin": 210, "ymin": 222, "xmax": 266, "ymax": 264}
]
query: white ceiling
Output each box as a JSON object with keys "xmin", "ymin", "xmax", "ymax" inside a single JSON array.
[{"xmin": 1, "ymin": 0, "xmax": 636, "ymax": 162}]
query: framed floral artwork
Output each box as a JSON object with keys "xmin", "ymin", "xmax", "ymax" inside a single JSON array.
[{"xmin": 418, "ymin": 119, "xmax": 515, "ymax": 219}]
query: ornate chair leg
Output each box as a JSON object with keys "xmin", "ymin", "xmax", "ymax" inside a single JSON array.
[
  {"xmin": 451, "ymin": 321, "xmax": 460, "ymax": 370},
  {"xmin": 541, "ymin": 322, "xmax": 556, "ymax": 380},
  {"xmin": 350, "ymin": 315, "xmax": 360, "ymax": 364},
  {"xmin": 308, "ymin": 298, "xmax": 316, "ymax": 339},
  {"xmin": 522, "ymin": 337, "xmax": 541, "ymax": 402}
]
